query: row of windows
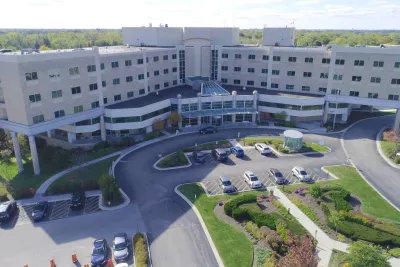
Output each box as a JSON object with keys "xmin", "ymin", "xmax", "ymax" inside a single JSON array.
[
  {"xmin": 258, "ymin": 101, "xmax": 323, "ymax": 111},
  {"xmin": 104, "ymin": 106, "xmax": 171, "ymax": 124}
]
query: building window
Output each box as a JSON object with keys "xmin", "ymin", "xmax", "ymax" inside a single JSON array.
[
  {"xmin": 212, "ymin": 102, "xmax": 222, "ymax": 109},
  {"xmin": 201, "ymin": 102, "xmax": 211, "ymax": 110},
  {"xmin": 272, "ymin": 70, "xmax": 280, "ymax": 75},
  {"xmin": 273, "ymin": 56, "xmax": 281, "ymax": 62},
  {"xmin": 179, "ymin": 50, "xmax": 186, "ymax": 80},
  {"xmin": 111, "ymin": 61, "xmax": 119, "ymax": 68},
  {"xmin": 155, "ymin": 84, "xmax": 160, "ymax": 90},
  {"xmin": 368, "ymin": 93, "xmax": 378, "ymax": 98},
  {"xmin": 163, "ymin": 69, "xmax": 169, "ymax": 74},
  {"xmin": 87, "ymin": 65, "xmax": 96, "ymax": 72},
  {"xmin": 33, "ymin": 115, "xmax": 44, "ymax": 124},
  {"xmin": 303, "ymin": 72, "xmax": 312, "ymax": 78},
  {"xmin": 89, "ymin": 83, "xmax": 98, "ymax": 91},
  {"xmin": 113, "ymin": 78, "xmax": 120, "ymax": 85},
  {"xmin": 139, "ymin": 89, "xmax": 145, "ymax": 95},
  {"xmin": 286, "ymin": 84, "xmax": 294, "ymax": 90},
  {"xmin": 125, "ymin": 60, "xmax": 132, "ymax": 66},
  {"xmin": 125, "ymin": 76, "xmax": 132, "ymax": 83},
  {"xmin": 51, "ymin": 90, "xmax": 63, "ymax": 99},
  {"xmin": 163, "ymin": 55, "xmax": 168, "ymax": 60},
  {"xmin": 318, "ymin": 87, "xmax": 327, "ymax": 93},
  {"xmin": 173, "ymin": 67, "xmax": 177, "ymax": 72},
  {"xmin": 153, "ymin": 56, "xmax": 159, "ymax": 62},
  {"xmin": 234, "ymin": 79, "xmax": 241, "ymax": 85},
  {"xmin": 331, "ymin": 89, "xmax": 341, "ymax": 95},
  {"xmin": 247, "ymin": 80, "xmax": 254, "ymax": 86},
  {"xmin": 103, "ymin": 97, "xmax": 108, "ymax": 104},
  {"xmin": 352, "ymin": 76, "xmax": 362, "ymax": 82},
  {"xmin": 322, "ymin": 58, "xmax": 331, "ymax": 64},
  {"xmin": 261, "ymin": 81, "xmax": 267, "ymax": 87},
  {"xmin": 305, "ymin": 57, "xmax": 313, "ymax": 63},
  {"xmin": 221, "ymin": 66, "xmax": 228, "ymax": 71},
  {"xmin": 221, "ymin": 78, "xmax": 228, "ymax": 83},
  {"xmin": 288, "ymin": 56, "xmax": 297, "ymax": 62},
  {"xmin": 350, "ymin": 91, "xmax": 359, "ymax": 97},
  {"xmin": 301, "ymin": 86, "xmax": 310, "ymax": 92},
  {"xmin": 335, "ymin": 59, "xmax": 345, "ymax": 65},
  {"xmin": 172, "ymin": 54, "xmax": 177, "ymax": 60},
  {"xmin": 164, "ymin": 82, "xmax": 169, "ymax": 88},
  {"xmin": 54, "ymin": 110, "xmax": 65, "ymax": 118},
  {"xmin": 354, "ymin": 60, "xmax": 364, "ymax": 66},
  {"xmin": 388, "ymin": 94, "xmax": 399, "ymax": 100},
  {"xmin": 234, "ymin": 67, "xmax": 241, "ymax": 72},
  {"xmin": 248, "ymin": 54, "xmax": 255, "ymax": 60},
  {"xmin": 154, "ymin": 70, "xmax": 160, "ymax": 76},
  {"xmin": 29, "ymin": 93, "xmax": 41, "ymax": 103},
  {"xmin": 236, "ymin": 100, "xmax": 245, "ymax": 108},
  {"xmin": 373, "ymin": 61, "xmax": 384, "ymax": 67},
  {"xmin": 262, "ymin": 55, "xmax": 269, "ymax": 60},
  {"xmin": 370, "ymin": 77, "xmax": 381, "ymax": 83},
  {"xmin": 222, "ymin": 53, "xmax": 228, "ymax": 58},
  {"xmin": 248, "ymin": 68, "xmax": 255, "ymax": 73},
  {"xmin": 91, "ymin": 101, "xmax": 100, "ymax": 108},
  {"xmin": 100, "ymin": 63, "xmax": 105, "ymax": 70},
  {"xmin": 127, "ymin": 91, "xmax": 134, "ymax": 98},
  {"xmin": 138, "ymin": 74, "xmax": 145, "ymax": 80},
  {"xmin": 395, "ymin": 62, "xmax": 400, "ymax": 68},
  {"xmin": 102, "ymin": 81, "xmax": 106, "ymax": 88},
  {"xmin": 114, "ymin": 94, "xmax": 121, "ymax": 101},
  {"xmin": 137, "ymin": 58, "xmax": 144, "ymax": 65},
  {"xmin": 271, "ymin": 83, "xmax": 279, "ymax": 89},
  {"xmin": 262, "ymin": 69, "xmax": 268, "ymax": 74},
  {"xmin": 287, "ymin": 71, "xmax": 295, "ymax": 76},
  {"xmin": 71, "ymin": 86, "xmax": 81, "ymax": 94},
  {"xmin": 69, "ymin": 67, "xmax": 79, "ymax": 75},
  {"xmin": 320, "ymin": 73, "xmax": 328, "ymax": 79},
  {"xmin": 391, "ymin": 78, "xmax": 400, "ymax": 85},
  {"xmin": 173, "ymin": 80, "xmax": 177, "ymax": 85},
  {"xmin": 223, "ymin": 101, "xmax": 232, "ymax": 108},
  {"xmin": 235, "ymin": 54, "xmax": 241, "ymax": 59},
  {"xmin": 74, "ymin": 105, "xmax": 83, "ymax": 113},
  {"xmin": 333, "ymin": 74, "xmax": 343, "ymax": 80}
]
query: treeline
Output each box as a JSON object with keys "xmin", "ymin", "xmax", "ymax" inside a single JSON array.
[{"xmin": 1, "ymin": 29, "xmax": 400, "ymax": 50}]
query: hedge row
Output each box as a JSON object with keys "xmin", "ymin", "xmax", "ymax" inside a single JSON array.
[
  {"xmin": 133, "ymin": 233, "xmax": 149, "ymax": 267},
  {"xmin": 331, "ymin": 191, "xmax": 352, "ymax": 212},
  {"xmin": 232, "ymin": 206, "xmax": 278, "ymax": 229},
  {"xmin": 224, "ymin": 194, "xmax": 257, "ymax": 216}
]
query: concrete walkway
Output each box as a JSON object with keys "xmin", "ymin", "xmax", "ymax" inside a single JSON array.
[{"xmin": 274, "ymin": 189, "xmax": 400, "ymax": 267}]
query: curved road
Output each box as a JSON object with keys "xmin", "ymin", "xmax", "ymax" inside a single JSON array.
[{"xmin": 114, "ymin": 128, "xmax": 347, "ymax": 267}]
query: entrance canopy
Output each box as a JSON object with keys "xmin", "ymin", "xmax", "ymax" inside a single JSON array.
[
  {"xmin": 201, "ymin": 81, "xmax": 230, "ymax": 97},
  {"xmin": 181, "ymin": 107, "xmax": 257, "ymax": 118}
]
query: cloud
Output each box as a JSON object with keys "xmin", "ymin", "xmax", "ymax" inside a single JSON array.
[{"xmin": 294, "ymin": 0, "xmax": 321, "ymax": 6}]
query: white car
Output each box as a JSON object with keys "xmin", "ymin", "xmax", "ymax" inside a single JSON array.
[
  {"xmin": 243, "ymin": 171, "xmax": 263, "ymax": 189},
  {"xmin": 115, "ymin": 264, "xmax": 129, "ymax": 267},
  {"xmin": 254, "ymin": 143, "xmax": 272, "ymax": 155},
  {"xmin": 292, "ymin": 166, "xmax": 312, "ymax": 182}
]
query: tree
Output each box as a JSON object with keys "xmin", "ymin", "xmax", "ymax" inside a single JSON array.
[
  {"xmin": 98, "ymin": 174, "xmax": 122, "ymax": 203},
  {"xmin": 347, "ymin": 241, "xmax": 390, "ymax": 267},
  {"xmin": 310, "ymin": 184, "xmax": 323, "ymax": 199},
  {"xmin": 152, "ymin": 119, "xmax": 165, "ymax": 131},
  {"xmin": 0, "ymin": 149, "xmax": 12, "ymax": 164},
  {"xmin": 276, "ymin": 235, "xmax": 318, "ymax": 267},
  {"xmin": 17, "ymin": 134, "xmax": 29, "ymax": 153},
  {"xmin": 167, "ymin": 111, "xmax": 182, "ymax": 127},
  {"xmin": 274, "ymin": 111, "xmax": 287, "ymax": 121}
]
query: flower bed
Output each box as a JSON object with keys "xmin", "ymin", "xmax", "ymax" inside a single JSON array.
[{"xmin": 133, "ymin": 232, "xmax": 149, "ymax": 267}]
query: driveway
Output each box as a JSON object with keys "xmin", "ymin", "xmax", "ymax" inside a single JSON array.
[{"xmin": 114, "ymin": 128, "xmax": 347, "ymax": 267}]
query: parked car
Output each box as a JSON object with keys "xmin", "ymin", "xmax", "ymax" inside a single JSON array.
[
  {"xmin": 254, "ymin": 143, "xmax": 272, "ymax": 155},
  {"xmin": 268, "ymin": 168, "xmax": 287, "ymax": 185},
  {"xmin": 230, "ymin": 146, "xmax": 244, "ymax": 158},
  {"xmin": 199, "ymin": 126, "xmax": 217, "ymax": 134},
  {"xmin": 113, "ymin": 233, "xmax": 130, "ymax": 262},
  {"xmin": 219, "ymin": 176, "xmax": 236, "ymax": 193},
  {"xmin": 0, "ymin": 201, "xmax": 18, "ymax": 223},
  {"xmin": 31, "ymin": 201, "xmax": 49, "ymax": 222},
  {"xmin": 70, "ymin": 191, "xmax": 85, "ymax": 209},
  {"xmin": 243, "ymin": 171, "xmax": 263, "ymax": 189},
  {"xmin": 114, "ymin": 264, "xmax": 129, "ymax": 267},
  {"xmin": 91, "ymin": 239, "xmax": 108, "ymax": 267},
  {"xmin": 192, "ymin": 151, "xmax": 205, "ymax": 163},
  {"xmin": 292, "ymin": 167, "xmax": 312, "ymax": 182},
  {"xmin": 212, "ymin": 148, "xmax": 228, "ymax": 162}
]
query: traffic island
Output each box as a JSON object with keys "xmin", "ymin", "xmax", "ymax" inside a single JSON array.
[{"xmin": 378, "ymin": 128, "xmax": 400, "ymax": 166}]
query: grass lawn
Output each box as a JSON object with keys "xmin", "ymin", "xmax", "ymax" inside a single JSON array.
[
  {"xmin": 380, "ymin": 129, "xmax": 399, "ymax": 164},
  {"xmin": 238, "ymin": 137, "xmax": 329, "ymax": 153},
  {"xmin": 46, "ymin": 156, "xmax": 118, "ymax": 195},
  {"xmin": 178, "ymin": 183, "xmax": 253, "ymax": 267},
  {"xmin": 328, "ymin": 249, "xmax": 348, "ymax": 267},
  {"xmin": 156, "ymin": 151, "xmax": 189, "ymax": 168},
  {"xmin": 282, "ymin": 166, "xmax": 400, "ymax": 223},
  {"xmin": 182, "ymin": 140, "xmax": 232, "ymax": 152}
]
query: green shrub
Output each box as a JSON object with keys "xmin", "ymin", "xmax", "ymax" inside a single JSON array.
[
  {"xmin": 232, "ymin": 207, "xmax": 250, "ymax": 221},
  {"xmin": 133, "ymin": 233, "xmax": 149, "ymax": 267},
  {"xmin": 339, "ymin": 211, "xmax": 372, "ymax": 227},
  {"xmin": 395, "ymin": 157, "xmax": 400, "ymax": 164},
  {"xmin": 337, "ymin": 233, "xmax": 347, "ymax": 242},
  {"xmin": 144, "ymin": 131, "xmax": 162, "ymax": 140},
  {"xmin": 93, "ymin": 141, "xmax": 110, "ymax": 151},
  {"xmin": 321, "ymin": 203, "xmax": 331, "ymax": 218},
  {"xmin": 332, "ymin": 195, "xmax": 352, "ymax": 212},
  {"xmin": 98, "ymin": 174, "xmax": 122, "ymax": 202},
  {"xmin": 224, "ymin": 194, "xmax": 257, "ymax": 216},
  {"xmin": 264, "ymin": 229, "xmax": 284, "ymax": 251},
  {"xmin": 254, "ymin": 248, "xmax": 272, "ymax": 267},
  {"xmin": 119, "ymin": 137, "xmax": 135, "ymax": 147},
  {"xmin": 290, "ymin": 196, "xmax": 319, "ymax": 222},
  {"xmin": 389, "ymin": 248, "xmax": 400, "ymax": 258},
  {"xmin": 374, "ymin": 221, "xmax": 400, "ymax": 237},
  {"xmin": 310, "ymin": 184, "xmax": 323, "ymax": 199},
  {"xmin": 272, "ymin": 199, "xmax": 293, "ymax": 221},
  {"xmin": 248, "ymin": 210, "xmax": 278, "ymax": 229},
  {"xmin": 245, "ymin": 221, "xmax": 263, "ymax": 239},
  {"xmin": 276, "ymin": 222, "xmax": 289, "ymax": 243}
]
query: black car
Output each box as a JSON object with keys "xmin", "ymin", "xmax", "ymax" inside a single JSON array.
[
  {"xmin": 192, "ymin": 151, "xmax": 205, "ymax": 163},
  {"xmin": 70, "ymin": 191, "xmax": 85, "ymax": 209},
  {"xmin": 91, "ymin": 238, "xmax": 108, "ymax": 266},
  {"xmin": 0, "ymin": 201, "xmax": 18, "ymax": 223},
  {"xmin": 199, "ymin": 126, "xmax": 217, "ymax": 134},
  {"xmin": 31, "ymin": 201, "xmax": 49, "ymax": 221},
  {"xmin": 212, "ymin": 148, "xmax": 228, "ymax": 162}
]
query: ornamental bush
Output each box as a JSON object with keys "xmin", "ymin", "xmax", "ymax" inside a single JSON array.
[
  {"xmin": 389, "ymin": 248, "xmax": 400, "ymax": 258},
  {"xmin": 224, "ymin": 194, "xmax": 257, "ymax": 216},
  {"xmin": 93, "ymin": 141, "xmax": 110, "ymax": 151},
  {"xmin": 232, "ymin": 207, "xmax": 251, "ymax": 221}
]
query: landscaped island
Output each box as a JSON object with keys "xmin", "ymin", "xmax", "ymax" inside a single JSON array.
[
  {"xmin": 156, "ymin": 150, "xmax": 189, "ymax": 168},
  {"xmin": 380, "ymin": 128, "xmax": 400, "ymax": 164}
]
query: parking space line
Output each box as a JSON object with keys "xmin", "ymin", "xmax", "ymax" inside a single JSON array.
[
  {"xmin": 50, "ymin": 200, "xmax": 70, "ymax": 220},
  {"xmin": 84, "ymin": 196, "xmax": 101, "ymax": 214}
]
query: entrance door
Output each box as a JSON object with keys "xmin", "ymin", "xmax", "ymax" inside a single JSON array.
[{"xmin": 212, "ymin": 116, "xmax": 222, "ymax": 126}]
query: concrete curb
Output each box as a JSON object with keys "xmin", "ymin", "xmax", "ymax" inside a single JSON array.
[
  {"xmin": 376, "ymin": 126, "xmax": 400, "ymax": 169},
  {"xmin": 174, "ymin": 184, "xmax": 225, "ymax": 267},
  {"xmin": 320, "ymin": 166, "xmax": 341, "ymax": 180},
  {"xmin": 153, "ymin": 152, "xmax": 192, "ymax": 171},
  {"xmin": 144, "ymin": 232, "xmax": 153, "ymax": 267},
  {"xmin": 98, "ymin": 188, "xmax": 130, "ymax": 211}
]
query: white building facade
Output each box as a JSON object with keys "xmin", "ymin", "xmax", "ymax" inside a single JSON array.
[{"xmin": 0, "ymin": 26, "xmax": 400, "ymax": 175}]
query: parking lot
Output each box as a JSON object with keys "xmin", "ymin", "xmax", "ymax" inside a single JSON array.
[
  {"xmin": 201, "ymin": 168, "xmax": 333, "ymax": 196},
  {"xmin": 1, "ymin": 195, "xmax": 103, "ymax": 228}
]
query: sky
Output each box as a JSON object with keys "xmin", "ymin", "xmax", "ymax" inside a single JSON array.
[{"xmin": 1, "ymin": 0, "xmax": 400, "ymax": 30}]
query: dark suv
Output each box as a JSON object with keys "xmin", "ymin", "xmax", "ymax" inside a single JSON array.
[
  {"xmin": 199, "ymin": 126, "xmax": 217, "ymax": 135},
  {"xmin": 0, "ymin": 201, "xmax": 18, "ymax": 223},
  {"xmin": 192, "ymin": 151, "xmax": 205, "ymax": 163},
  {"xmin": 70, "ymin": 191, "xmax": 85, "ymax": 209},
  {"xmin": 212, "ymin": 148, "xmax": 228, "ymax": 162}
]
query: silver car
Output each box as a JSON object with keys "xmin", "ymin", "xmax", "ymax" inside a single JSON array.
[
  {"xmin": 113, "ymin": 233, "xmax": 130, "ymax": 262},
  {"xmin": 292, "ymin": 166, "xmax": 312, "ymax": 182},
  {"xmin": 219, "ymin": 176, "xmax": 236, "ymax": 193}
]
